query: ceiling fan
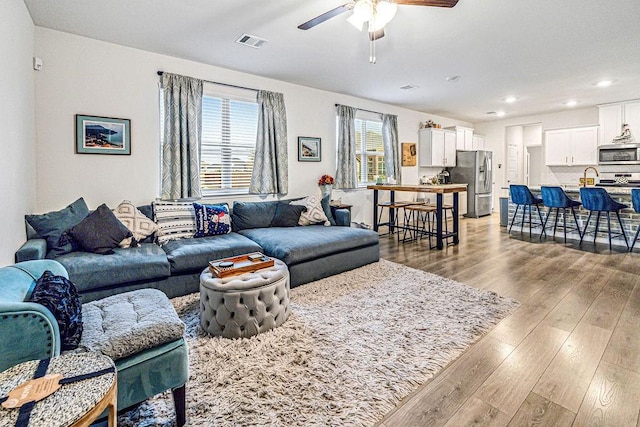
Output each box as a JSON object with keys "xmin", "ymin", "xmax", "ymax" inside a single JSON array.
[{"xmin": 298, "ymin": 0, "xmax": 459, "ymax": 63}]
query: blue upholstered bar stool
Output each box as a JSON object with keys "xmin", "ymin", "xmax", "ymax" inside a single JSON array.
[
  {"xmin": 540, "ymin": 186, "xmax": 582, "ymax": 243},
  {"xmin": 509, "ymin": 185, "xmax": 545, "ymax": 238},
  {"xmin": 629, "ymin": 189, "xmax": 640, "ymax": 252},
  {"xmin": 579, "ymin": 187, "xmax": 629, "ymax": 250}
]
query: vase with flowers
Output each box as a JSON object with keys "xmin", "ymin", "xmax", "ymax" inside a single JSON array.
[{"xmin": 318, "ymin": 174, "xmax": 335, "ymax": 198}]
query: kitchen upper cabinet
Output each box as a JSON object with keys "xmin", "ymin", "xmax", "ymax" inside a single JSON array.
[
  {"xmin": 446, "ymin": 126, "xmax": 474, "ymax": 150},
  {"xmin": 599, "ymin": 100, "xmax": 640, "ymax": 145},
  {"xmin": 544, "ymin": 126, "xmax": 599, "ymax": 166},
  {"xmin": 419, "ymin": 128, "xmax": 457, "ymax": 167},
  {"xmin": 472, "ymin": 134, "xmax": 485, "ymax": 150}
]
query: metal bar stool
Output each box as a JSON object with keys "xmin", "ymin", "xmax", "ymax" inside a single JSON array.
[
  {"xmin": 540, "ymin": 186, "xmax": 582, "ymax": 242},
  {"xmin": 509, "ymin": 185, "xmax": 545, "ymax": 238},
  {"xmin": 628, "ymin": 189, "xmax": 640, "ymax": 252},
  {"xmin": 404, "ymin": 204, "xmax": 437, "ymax": 244},
  {"xmin": 377, "ymin": 200, "xmax": 416, "ymax": 240},
  {"xmin": 579, "ymin": 187, "xmax": 629, "ymax": 250}
]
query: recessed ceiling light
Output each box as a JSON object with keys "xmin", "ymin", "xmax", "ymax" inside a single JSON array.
[
  {"xmin": 596, "ymin": 80, "xmax": 613, "ymax": 87},
  {"xmin": 486, "ymin": 111, "xmax": 496, "ymax": 115},
  {"xmin": 504, "ymin": 96, "xmax": 518, "ymax": 103},
  {"xmin": 445, "ymin": 75, "xmax": 461, "ymax": 82},
  {"xmin": 400, "ymin": 84, "xmax": 419, "ymax": 91},
  {"xmin": 564, "ymin": 100, "xmax": 578, "ymax": 107},
  {"xmin": 496, "ymin": 111, "xmax": 506, "ymax": 117}
]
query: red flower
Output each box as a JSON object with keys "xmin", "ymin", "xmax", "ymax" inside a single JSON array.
[{"xmin": 318, "ymin": 174, "xmax": 335, "ymax": 186}]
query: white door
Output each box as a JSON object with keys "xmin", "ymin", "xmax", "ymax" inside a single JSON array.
[
  {"xmin": 444, "ymin": 131, "xmax": 457, "ymax": 166},
  {"xmin": 431, "ymin": 130, "xmax": 446, "ymax": 167},
  {"xmin": 507, "ymin": 144, "xmax": 520, "ymax": 186}
]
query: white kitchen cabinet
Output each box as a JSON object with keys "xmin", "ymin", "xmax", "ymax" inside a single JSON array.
[
  {"xmin": 544, "ymin": 126, "xmax": 598, "ymax": 166},
  {"xmin": 419, "ymin": 128, "xmax": 457, "ymax": 167},
  {"xmin": 446, "ymin": 126, "xmax": 474, "ymax": 151},
  {"xmin": 599, "ymin": 100, "xmax": 640, "ymax": 145},
  {"xmin": 472, "ymin": 134, "xmax": 485, "ymax": 150}
]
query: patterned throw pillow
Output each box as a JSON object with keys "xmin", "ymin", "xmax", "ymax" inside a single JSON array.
[
  {"xmin": 29, "ymin": 270, "xmax": 83, "ymax": 351},
  {"xmin": 193, "ymin": 203, "xmax": 231, "ymax": 237},
  {"xmin": 153, "ymin": 200, "xmax": 197, "ymax": 245},
  {"xmin": 291, "ymin": 189, "xmax": 330, "ymax": 226},
  {"xmin": 113, "ymin": 200, "xmax": 159, "ymax": 248}
]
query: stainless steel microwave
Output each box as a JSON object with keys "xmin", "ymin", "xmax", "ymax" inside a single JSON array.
[{"xmin": 598, "ymin": 143, "xmax": 640, "ymax": 165}]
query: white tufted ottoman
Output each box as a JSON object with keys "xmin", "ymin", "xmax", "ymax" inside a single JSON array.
[{"xmin": 199, "ymin": 258, "xmax": 290, "ymax": 338}]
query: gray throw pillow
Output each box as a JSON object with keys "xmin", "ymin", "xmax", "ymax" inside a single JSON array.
[
  {"xmin": 232, "ymin": 201, "xmax": 279, "ymax": 231},
  {"xmin": 25, "ymin": 197, "xmax": 90, "ymax": 258},
  {"xmin": 270, "ymin": 202, "xmax": 306, "ymax": 227},
  {"xmin": 321, "ymin": 194, "xmax": 336, "ymax": 226},
  {"xmin": 68, "ymin": 204, "xmax": 133, "ymax": 255}
]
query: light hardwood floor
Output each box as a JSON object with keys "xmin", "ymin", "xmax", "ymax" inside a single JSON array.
[{"xmin": 376, "ymin": 213, "xmax": 640, "ymax": 427}]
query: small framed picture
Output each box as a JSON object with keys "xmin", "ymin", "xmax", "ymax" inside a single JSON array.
[
  {"xmin": 298, "ymin": 137, "xmax": 321, "ymax": 162},
  {"xmin": 76, "ymin": 115, "xmax": 131, "ymax": 155},
  {"xmin": 402, "ymin": 142, "xmax": 417, "ymax": 166}
]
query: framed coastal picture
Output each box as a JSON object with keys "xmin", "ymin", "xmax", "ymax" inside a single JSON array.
[
  {"xmin": 402, "ymin": 142, "xmax": 417, "ymax": 166},
  {"xmin": 75, "ymin": 115, "xmax": 131, "ymax": 155},
  {"xmin": 298, "ymin": 137, "xmax": 321, "ymax": 162}
]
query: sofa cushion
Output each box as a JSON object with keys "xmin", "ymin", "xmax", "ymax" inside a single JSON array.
[
  {"xmin": 162, "ymin": 232, "xmax": 263, "ymax": 274},
  {"xmin": 232, "ymin": 201, "xmax": 279, "ymax": 231},
  {"xmin": 270, "ymin": 202, "xmax": 306, "ymax": 227},
  {"xmin": 80, "ymin": 289, "xmax": 185, "ymax": 361},
  {"xmin": 55, "ymin": 243, "xmax": 171, "ymax": 293},
  {"xmin": 238, "ymin": 225, "xmax": 379, "ymax": 265},
  {"xmin": 68, "ymin": 204, "xmax": 133, "ymax": 255},
  {"xmin": 25, "ymin": 197, "xmax": 90, "ymax": 258},
  {"xmin": 193, "ymin": 202, "xmax": 231, "ymax": 237}
]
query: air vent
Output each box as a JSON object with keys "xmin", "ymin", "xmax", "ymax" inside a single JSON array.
[
  {"xmin": 400, "ymin": 84, "xmax": 419, "ymax": 91},
  {"xmin": 235, "ymin": 34, "xmax": 268, "ymax": 49}
]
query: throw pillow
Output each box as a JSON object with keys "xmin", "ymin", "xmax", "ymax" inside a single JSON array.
[
  {"xmin": 231, "ymin": 200, "xmax": 280, "ymax": 231},
  {"xmin": 25, "ymin": 197, "xmax": 90, "ymax": 258},
  {"xmin": 29, "ymin": 270, "xmax": 83, "ymax": 351},
  {"xmin": 292, "ymin": 189, "xmax": 331, "ymax": 226},
  {"xmin": 193, "ymin": 203, "xmax": 232, "ymax": 237},
  {"xmin": 113, "ymin": 200, "xmax": 159, "ymax": 248},
  {"xmin": 321, "ymin": 194, "xmax": 337, "ymax": 226},
  {"xmin": 270, "ymin": 202, "xmax": 306, "ymax": 227},
  {"xmin": 68, "ymin": 204, "xmax": 133, "ymax": 255},
  {"xmin": 153, "ymin": 200, "xmax": 197, "ymax": 245}
]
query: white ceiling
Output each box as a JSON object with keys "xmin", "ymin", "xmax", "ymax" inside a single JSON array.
[{"xmin": 23, "ymin": 0, "xmax": 640, "ymax": 122}]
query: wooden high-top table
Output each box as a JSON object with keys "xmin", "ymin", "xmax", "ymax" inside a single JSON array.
[{"xmin": 367, "ymin": 184, "xmax": 468, "ymax": 249}]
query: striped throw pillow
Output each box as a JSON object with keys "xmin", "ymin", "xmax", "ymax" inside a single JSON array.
[{"xmin": 153, "ymin": 201, "xmax": 197, "ymax": 245}]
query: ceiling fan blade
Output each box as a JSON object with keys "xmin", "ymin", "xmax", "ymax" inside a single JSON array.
[
  {"xmin": 298, "ymin": 4, "xmax": 354, "ymax": 30},
  {"xmin": 394, "ymin": 0, "xmax": 459, "ymax": 7},
  {"xmin": 369, "ymin": 28, "xmax": 385, "ymax": 41}
]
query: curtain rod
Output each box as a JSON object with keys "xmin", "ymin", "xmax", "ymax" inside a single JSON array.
[
  {"xmin": 334, "ymin": 104, "xmax": 383, "ymax": 116},
  {"xmin": 157, "ymin": 71, "xmax": 259, "ymax": 93}
]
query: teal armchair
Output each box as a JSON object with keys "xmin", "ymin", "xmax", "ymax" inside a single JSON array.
[{"xmin": 0, "ymin": 260, "xmax": 188, "ymax": 426}]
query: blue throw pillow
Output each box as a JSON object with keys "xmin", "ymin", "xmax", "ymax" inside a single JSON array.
[
  {"xmin": 193, "ymin": 203, "xmax": 231, "ymax": 237},
  {"xmin": 270, "ymin": 202, "xmax": 306, "ymax": 227},
  {"xmin": 29, "ymin": 270, "xmax": 83, "ymax": 351},
  {"xmin": 25, "ymin": 197, "xmax": 90, "ymax": 258}
]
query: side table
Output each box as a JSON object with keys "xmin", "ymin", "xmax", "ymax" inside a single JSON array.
[{"xmin": 0, "ymin": 352, "xmax": 117, "ymax": 427}]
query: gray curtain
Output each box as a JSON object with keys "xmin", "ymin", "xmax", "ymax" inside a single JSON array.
[
  {"xmin": 335, "ymin": 104, "xmax": 358, "ymax": 189},
  {"xmin": 382, "ymin": 113, "xmax": 401, "ymax": 183},
  {"xmin": 250, "ymin": 90, "xmax": 288, "ymax": 195},
  {"xmin": 160, "ymin": 73, "xmax": 203, "ymax": 200}
]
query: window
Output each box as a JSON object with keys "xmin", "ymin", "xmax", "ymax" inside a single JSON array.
[
  {"xmin": 200, "ymin": 87, "xmax": 259, "ymax": 195},
  {"xmin": 355, "ymin": 117, "xmax": 385, "ymax": 186}
]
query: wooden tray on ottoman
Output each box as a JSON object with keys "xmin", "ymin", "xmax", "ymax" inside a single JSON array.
[{"xmin": 208, "ymin": 252, "xmax": 274, "ymax": 278}]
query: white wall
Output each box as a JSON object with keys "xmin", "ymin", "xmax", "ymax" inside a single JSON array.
[
  {"xmin": 474, "ymin": 108, "xmax": 599, "ymax": 198},
  {"xmin": 0, "ymin": 0, "xmax": 36, "ymax": 266},
  {"xmin": 34, "ymin": 28, "xmax": 471, "ymax": 225}
]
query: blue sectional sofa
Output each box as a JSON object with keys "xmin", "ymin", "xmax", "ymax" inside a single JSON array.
[{"xmin": 16, "ymin": 200, "xmax": 379, "ymax": 302}]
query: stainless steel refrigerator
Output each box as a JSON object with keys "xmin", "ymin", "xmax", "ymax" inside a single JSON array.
[{"xmin": 449, "ymin": 150, "xmax": 493, "ymax": 218}]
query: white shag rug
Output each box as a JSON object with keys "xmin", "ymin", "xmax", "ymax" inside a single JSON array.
[{"xmin": 120, "ymin": 260, "xmax": 519, "ymax": 427}]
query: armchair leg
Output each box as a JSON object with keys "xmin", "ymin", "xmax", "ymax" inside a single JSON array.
[{"xmin": 172, "ymin": 385, "xmax": 186, "ymax": 427}]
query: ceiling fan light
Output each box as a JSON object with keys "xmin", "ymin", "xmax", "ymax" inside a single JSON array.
[
  {"xmin": 376, "ymin": 1, "xmax": 398, "ymax": 26},
  {"xmin": 347, "ymin": 14, "xmax": 365, "ymax": 31},
  {"xmin": 353, "ymin": 0, "xmax": 373, "ymax": 22}
]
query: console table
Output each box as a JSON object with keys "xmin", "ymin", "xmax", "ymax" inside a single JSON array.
[{"xmin": 367, "ymin": 184, "xmax": 468, "ymax": 249}]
